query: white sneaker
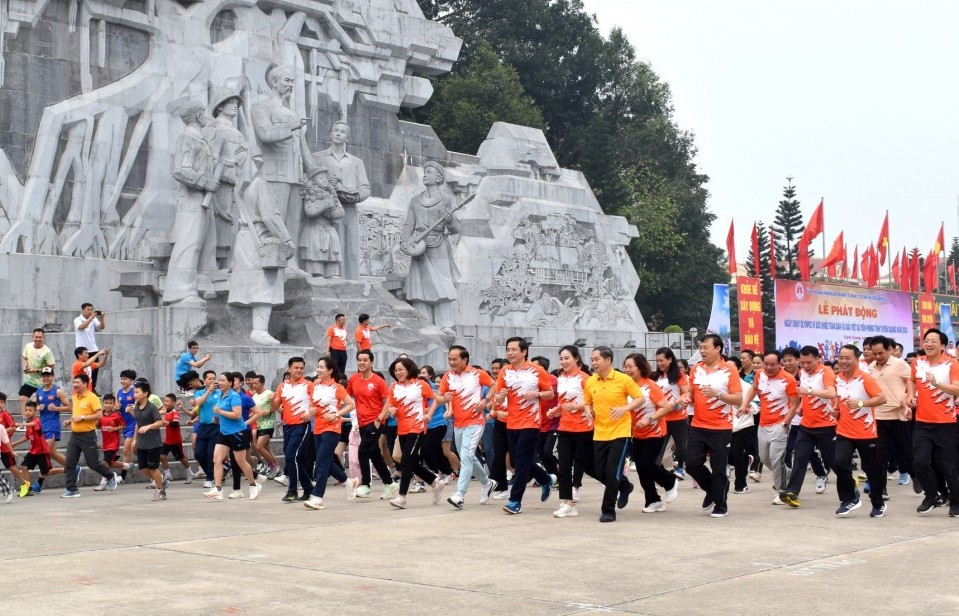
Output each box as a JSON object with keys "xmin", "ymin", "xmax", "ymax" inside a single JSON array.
[
  {"xmin": 249, "ymin": 483, "xmax": 261, "ymax": 501},
  {"xmin": 572, "ymin": 487, "xmax": 580, "ymax": 502},
  {"xmin": 492, "ymin": 490, "xmax": 509, "ymax": 500},
  {"xmin": 256, "ymin": 474, "xmax": 268, "ymax": 484},
  {"xmin": 665, "ymin": 482, "xmax": 679, "ymax": 503},
  {"xmin": 202, "ymin": 480, "xmax": 215, "ymax": 489},
  {"xmin": 480, "ymin": 479, "xmax": 497, "ymax": 505},
  {"xmin": 448, "ymin": 492, "xmax": 465, "ymax": 509},
  {"xmin": 553, "ymin": 503, "xmax": 578, "ymax": 518},
  {"xmin": 431, "ymin": 479, "xmax": 445, "ymax": 505},
  {"xmin": 345, "ymin": 477, "xmax": 359, "ymax": 502},
  {"xmin": 748, "ymin": 470, "xmax": 762, "ymax": 483},
  {"xmin": 303, "ymin": 495, "xmax": 325, "ymax": 510},
  {"xmin": 409, "ymin": 481, "xmax": 426, "ymax": 494},
  {"xmin": 204, "ymin": 487, "xmax": 223, "ymax": 500},
  {"xmin": 116, "ymin": 475, "xmax": 125, "ymax": 485},
  {"xmin": 273, "ymin": 474, "xmax": 290, "ymax": 487},
  {"xmin": 228, "ymin": 489, "xmax": 244, "ymax": 499},
  {"xmin": 93, "ymin": 478, "xmax": 108, "ymax": 492},
  {"xmin": 163, "ymin": 471, "xmax": 173, "ymax": 482},
  {"xmin": 185, "ymin": 468, "xmax": 195, "ymax": 484},
  {"xmin": 381, "ymin": 482, "xmax": 399, "ymax": 501},
  {"xmin": 772, "ymin": 494, "xmax": 785, "ymax": 505},
  {"xmin": 815, "ymin": 475, "xmax": 828, "ymax": 494},
  {"xmin": 355, "ymin": 485, "xmax": 372, "ymax": 499},
  {"xmin": 389, "ymin": 495, "xmax": 407, "ymax": 509},
  {"xmin": 643, "ymin": 501, "xmax": 666, "ymax": 513}
]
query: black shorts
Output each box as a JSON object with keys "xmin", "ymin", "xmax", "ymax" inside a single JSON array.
[
  {"xmin": 1, "ymin": 451, "xmax": 17, "ymax": 469},
  {"xmin": 162, "ymin": 443, "xmax": 185, "ymax": 459},
  {"xmin": 217, "ymin": 430, "xmax": 251, "ymax": 451},
  {"xmin": 103, "ymin": 450, "xmax": 120, "ymax": 465},
  {"xmin": 22, "ymin": 452, "xmax": 51, "ymax": 474},
  {"xmin": 339, "ymin": 422, "xmax": 351, "ymax": 444},
  {"xmin": 18, "ymin": 384, "xmax": 38, "ymax": 398},
  {"xmin": 137, "ymin": 447, "xmax": 161, "ymax": 470},
  {"xmin": 256, "ymin": 428, "xmax": 274, "ymax": 440}
]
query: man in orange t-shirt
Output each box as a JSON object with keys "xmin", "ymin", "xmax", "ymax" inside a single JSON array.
[
  {"xmin": 833, "ymin": 345, "xmax": 887, "ymax": 517},
  {"xmin": 910, "ymin": 328, "xmax": 959, "ymax": 516},
  {"xmin": 354, "ymin": 313, "xmax": 391, "ymax": 352},
  {"xmin": 780, "ymin": 346, "xmax": 837, "ymax": 507},
  {"xmin": 493, "ymin": 337, "xmax": 554, "ymax": 514},
  {"xmin": 271, "ymin": 356, "xmax": 315, "ymax": 502},
  {"xmin": 681, "ymin": 334, "xmax": 742, "ymax": 518},
  {"xmin": 324, "ymin": 313, "xmax": 349, "ymax": 375}
]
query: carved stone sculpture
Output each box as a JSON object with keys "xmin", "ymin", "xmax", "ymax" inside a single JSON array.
[
  {"xmin": 250, "ymin": 65, "xmax": 316, "ymax": 271},
  {"xmin": 162, "ymin": 97, "xmax": 219, "ymax": 306},
  {"xmin": 203, "ymin": 87, "xmax": 248, "ymax": 269},
  {"xmin": 299, "ymin": 166, "xmax": 344, "ymax": 278},
  {"xmin": 399, "ymin": 161, "xmax": 462, "ymax": 331},
  {"xmin": 314, "ymin": 121, "xmax": 370, "ymax": 280},
  {"xmin": 227, "ymin": 155, "xmax": 294, "ymax": 346}
]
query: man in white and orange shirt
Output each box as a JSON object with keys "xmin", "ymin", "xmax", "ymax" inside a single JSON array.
[
  {"xmin": 738, "ymin": 350, "xmax": 799, "ymax": 504},
  {"xmin": 324, "ymin": 314, "xmax": 349, "ymax": 375},
  {"xmin": 910, "ymin": 328, "xmax": 959, "ymax": 517},
  {"xmin": 833, "ymin": 344, "xmax": 887, "ymax": 517},
  {"xmin": 681, "ymin": 334, "xmax": 742, "ymax": 518},
  {"xmin": 437, "ymin": 345, "xmax": 497, "ymax": 509},
  {"xmin": 780, "ymin": 346, "xmax": 837, "ymax": 508},
  {"xmin": 354, "ymin": 313, "xmax": 391, "ymax": 352},
  {"xmin": 493, "ymin": 337, "xmax": 555, "ymax": 515},
  {"xmin": 271, "ymin": 356, "xmax": 315, "ymax": 503}
]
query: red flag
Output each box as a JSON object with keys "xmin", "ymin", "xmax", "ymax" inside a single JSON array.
[
  {"xmin": 876, "ymin": 212, "xmax": 890, "ymax": 266},
  {"xmin": 751, "ymin": 222, "xmax": 760, "ymax": 277},
  {"xmin": 949, "ymin": 263, "xmax": 956, "ymax": 293},
  {"xmin": 851, "ymin": 246, "xmax": 859, "ymax": 280},
  {"xmin": 866, "ymin": 243, "xmax": 880, "ymax": 288},
  {"xmin": 861, "ymin": 246, "xmax": 871, "ymax": 287},
  {"xmin": 726, "ymin": 220, "xmax": 737, "ymax": 275},
  {"xmin": 892, "ymin": 252, "xmax": 901, "ymax": 290},
  {"xmin": 768, "ymin": 227, "xmax": 777, "ymax": 279},
  {"xmin": 840, "ymin": 244, "xmax": 849, "ymax": 279},
  {"xmin": 801, "ymin": 199, "xmax": 825, "ymax": 245},
  {"xmin": 935, "ymin": 223, "xmax": 945, "ymax": 255},
  {"xmin": 797, "ymin": 237, "xmax": 811, "ymax": 282},
  {"xmin": 924, "ymin": 249, "xmax": 940, "ymax": 292},
  {"xmin": 819, "ymin": 231, "xmax": 845, "ymax": 270},
  {"xmin": 912, "ymin": 248, "xmax": 922, "ymax": 291}
]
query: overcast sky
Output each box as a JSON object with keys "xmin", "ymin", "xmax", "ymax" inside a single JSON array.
[{"xmin": 581, "ymin": 0, "xmax": 959, "ymax": 265}]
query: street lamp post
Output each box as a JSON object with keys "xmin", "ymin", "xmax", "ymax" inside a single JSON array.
[{"xmin": 689, "ymin": 327, "xmax": 699, "ymax": 352}]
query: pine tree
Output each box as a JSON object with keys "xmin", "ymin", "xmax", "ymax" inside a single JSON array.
[
  {"xmin": 745, "ymin": 221, "xmax": 776, "ymax": 351},
  {"xmin": 948, "ymin": 237, "xmax": 959, "ymax": 268},
  {"xmin": 772, "ymin": 178, "xmax": 804, "ymax": 280}
]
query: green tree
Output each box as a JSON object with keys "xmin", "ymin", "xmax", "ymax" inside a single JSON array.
[
  {"xmin": 772, "ymin": 178, "xmax": 805, "ymax": 279},
  {"xmin": 948, "ymin": 237, "xmax": 959, "ymax": 269},
  {"xmin": 420, "ymin": 43, "xmax": 544, "ymax": 153}
]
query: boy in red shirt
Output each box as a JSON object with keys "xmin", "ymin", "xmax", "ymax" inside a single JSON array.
[
  {"xmin": 94, "ymin": 394, "xmax": 129, "ymax": 490},
  {"xmin": 0, "ymin": 392, "xmax": 30, "ymax": 499},
  {"xmin": 13, "ymin": 401, "xmax": 64, "ymax": 497},
  {"xmin": 160, "ymin": 393, "xmax": 195, "ymax": 484}
]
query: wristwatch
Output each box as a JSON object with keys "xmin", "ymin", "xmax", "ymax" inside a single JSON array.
[{"xmin": 856, "ymin": 400, "xmax": 863, "ymax": 409}]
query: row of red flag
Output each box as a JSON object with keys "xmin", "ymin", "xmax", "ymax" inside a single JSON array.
[{"xmin": 725, "ymin": 203, "xmax": 953, "ymax": 292}]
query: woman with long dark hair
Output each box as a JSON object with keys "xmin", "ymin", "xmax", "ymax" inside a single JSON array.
[
  {"xmin": 654, "ymin": 347, "xmax": 691, "ymax": 479},
  {"xmin": 551, "ymin": 345, "xmax": 594, "ymax": 518},
  {"xmin": 304, "ymin": 356, "xmax": 354, "ymax": 510}
]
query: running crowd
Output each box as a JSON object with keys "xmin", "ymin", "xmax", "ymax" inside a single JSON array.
[{"xmin": 2, "ymin": 304, "xmax": 959, "ymax": 523}]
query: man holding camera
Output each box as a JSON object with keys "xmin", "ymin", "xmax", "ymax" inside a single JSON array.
[{"xmin": 74, "ymin": 303, "xmax": 106, "ymax": 391}]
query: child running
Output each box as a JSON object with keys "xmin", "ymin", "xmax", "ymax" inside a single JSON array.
[
  {"xmin": 160, "ymin": 393, "xmax": 195, "ymax": 484},
  {"xmin": 94, "ymin": 394, "xmax": 130, "ymax": 491},
  {"xmin": 132, "ymin": 380, "xmax": 168, "ymax": 501}
]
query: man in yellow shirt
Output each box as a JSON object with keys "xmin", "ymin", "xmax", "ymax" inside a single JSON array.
[
  {"xmin": 584, "ymin": 346, "xmax": 645, "ymax": 522},
  {"xmin": 61, "ymin": 373, "xmax": 117, "ymax": 497}
]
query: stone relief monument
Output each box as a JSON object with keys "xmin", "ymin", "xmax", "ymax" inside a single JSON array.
[{"xmin": 0, "ymin": 0, "xmax": 646, "ymax": 395}]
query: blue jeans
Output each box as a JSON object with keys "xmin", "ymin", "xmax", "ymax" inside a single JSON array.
[
  {"xmin": 482, "ymin": 422, "xmax": 495, "ymax": 467},
  {"xmin": 282, "ymin": 422, "xmax": 313, "ymax": 494},
  {"xmin": 312, "ymin": 432, "xmax": 348, "ymax": 498},
  {"xmin": 195, "ymin": 423, "xmax": 219, "ymax": 479},
  {"xmin": 455, "ymin": 423, "xmax": 489, "ymax": 496}
]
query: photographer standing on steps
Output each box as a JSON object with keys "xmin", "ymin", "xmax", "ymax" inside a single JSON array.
[{"xmin": 74, "ymin": 303, "xmax": 105, "ymax": 391}]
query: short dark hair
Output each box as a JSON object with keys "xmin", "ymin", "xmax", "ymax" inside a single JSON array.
[
  {"xmin": 134, "ymin": 380, "xmax": 151, "ymax": 396},
  {"xmin": 420, "ymin": 364, "xmax": 436, "ymax": 379},
  {"xmin": 924, "ymin": 328, "xmax": 949, "ymax": 345},
  {"xmin": 740, "ymin": 349, "xmax": 756, "ymax": 360},
  {"xmin": 24, "ymin": 400, "xmax": 37, "ymax": 409},
  {"xmin": 763, "ymin": 350, "xmax": 783, "ymax": 362},
  {"xmin": 862, "ymin": 337, "xmax": 874, "ymax": 348},
  {"xmin": 256, "ymin": 375, "xmax": 266, "ymax": 385},
  {"xmin": 33, "ymin": 328, "xmax": 44, "ymax": 335},
  {"xmin": 841, "ymin": 344, "xmax": 860, "ymax": 358},
  {"xmin": 531, "ymin": 356, "xmax": 550, "ymax": 371},
  {"xmin": 700, "ymin": 334, "xmax": 723, "ymax": 350},
  {"xmin": 592, "ymin": 346, "xmax": 614, "ymax": 361},
  {"xmin": 102, "ymin": 393, "xmax": 116, "ymax": 402},
  {"xmin": 120, "ymin": 369, "xmax": 138, "ymax": 380},
  {"xmin": 187, "ymin": 340, "xmax": 198, "ymax": 348},
  {"xmin": 782, "ymin": 347, "xmax": 801, "ymax": 360},
  {"xmin": 74, "ymin": 346, "xmax": 88, "ymax": 358},
  {"xmin": 81, "ymin": 302, "xmax": 93, "ymax": 310},
  {"xmin": 357, "ymin": 349, "xmax": 374, "ymax": 362},
  {"xmin": 491, "ymin": 358, "xmax": 505, "ymax": 368},
  {"xmin": 358, "ymin": 313, "xmax": 370, "ymax": 324},
  {"xmin": 0, "ymin": 392, "xmax": 6, "ymax": 402},
  {"xmin": 389, "ymin": 357, "xmax": 419, "ymax": 381},
  {"xmin": 505, "ymin": 336, "xmax": 529, "ymax": 356},
  {"xmin": 335, "ymin": 313, "xmax": 345, "ymax": 320},
  {"xmin": 799, "ymin": 345, "xmax": 820, "ymax": 358},
  {"xmin": 74, "ymin": 373, "xmax": 90, "ymax": 384},
  {"xmin": 244, "ymin": 370, "xmax": 257, "ymax": 379},
  {"xmin": 449, "ymin": 345, "xmax": 469, "ymax": 361},
  {"xmin": 202, "ymin": 369, "xmax": 217, "ymax": 379},
  {"xmin": 870, "ymin": 336, "xmax": 892, "ymax": 350},
  {"xmin": 164, "ymin": 393, "xmax": 177, "ymax": 403},
  {"xmin": 288, "ymin": 356, "xmax": 305, "ymax": 368},
  {"xmin": 625, "ymin": 353, "xmax": 653, "ymax": 378}
]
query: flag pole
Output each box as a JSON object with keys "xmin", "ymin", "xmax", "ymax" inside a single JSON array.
[
  {"xmin": 885, "ymin": 210, "xmax": 891, "ymax": 288},
  {"xmin": 821, "ymin": 197, "xmax": 826, "ymax": 281}
]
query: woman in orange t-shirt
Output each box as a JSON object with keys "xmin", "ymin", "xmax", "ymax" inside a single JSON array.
[
  {"xmin": 385, "ymin": 357, "xmax": 445, "ymax": 509},
  {"xmin": 654, "ymin": 347, "xmax": 690, "ymax": 479},
  {"xmin": 304, "ymin": 357, "xmax": 354, "ymax": 510},
  {"xmin": 624, "ymin": 353, "xmax": 678, "ymax": 513}
]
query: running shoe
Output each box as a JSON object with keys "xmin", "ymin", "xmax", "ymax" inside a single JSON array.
[
  {"xmin": 409, "ymin": 481, "xmax": 426, "ymax": 494},
  {"xmin": 256, "ymin": 474, "xmax": 269, "ymax": 484},
  {"xmin": 107, "ymin": 474, "xmax": 118, "ymax": 491},
  {"xmin": 898, "ymin": 472, "xmax": 911, "ymax": 486},
  {"xmin": 273, "ymin": 474, "xmax": 290, "ymax": 487},
  {"xmin": 202, "ymin": 480, "xmax": 215, "ymax": 489},
  {"xmin": 4, "ymin": 492, "xmax": 12, "ymax": 504},
  {"xmin": 917, "ymin": 497, "xmax": 937, "ymax": 514},
  {"xmin": 912, "ymin": 477, "xmax": 923, "ymax": 494},
  {"xmin": 298, "ymin": 492, "xmax": 312, "ymax": 501},
  {"xmin": 431, "ymin": 479, "xmax": 445, "ymax": 505},
  {"xmin": 389, "ymin": 495, "xmax": 408, "ymax": 509},
  {"xmin": 345, "ymin": 477, "xmax": 359, "ymax": 501},
  {"xmin": 162, "ymin": 477, "xmax": 170, "ymax": 490},
  {"xmin": 701, "ymin": 494, "xmax": 715, "ymax": 511},
  {"xmin": 185, "ymin": 468, "xmax": 195, "ymax": 484},
  {"xmin": 491, "ymin": 490, "xmax": 509, "ymax": 500},
  {"xmin": 19, "ymin": 483, "xmax": 30, "ymax": 498},
  {"xmin": 617, "ymin": 481, "xmax": 634, "ymax": 509},
  {"xmin": 152, "ymin": 490, "xmax": 167, "ymax": 502},
  {"xmin": 541, "ymin": 474, "xmax": 555, "ymax": 502},
  {"xmin": 665, "ymin": 482, "xmax": 679, "ymax": 503},
  {"xmin": 642, "ymin": 501, "xmax": 665, "ymax": 513},
  {"xmin": 734, "ymin": 486, "xmax": 749, "ymax": 494},
  {"xmin": 599, "ymin": 511, "xmax": 616, "ymax": 523},
  {"xmin": 205, "ymin": 487, "xmax": 224, "ymax": 500},
  {"xmin": 163, "ymin": 470, "xmax": 173, "ymax": 482},
  {"xmin": 869, "ymin": 503, "xmax": 886, "ymax": 518},
  {"xmin": 710, "ymin": 506, "xmax": 728, "ymax": 518},
  {"xmin": 354, "ymin": 485, "xmax": 372, "ymax": 499},
  {"xmin": 94, "ymin": 478, "xmax": 108, "ymax": 492},
  {"xmin": 748, "ymin": 470, "xmax": 762, "ymax": 483},
  {"xmin": 553, "ymin": 503, "xmax": 578, "ymax": 518},
  {"xmin": 249, "ymin": 483, "xmax": 262, "ymax": 501},
  {"xmin": 228, "ymin": 489, "xmax": 244, "ymax": 499},
  {"xmin": 503, "ymin": 500, "xmax": 522, "ymax": 514},
  {"xmin": 381, "ymin": 482, "xmax": 399, "ymax": 501},
  {"xmin": 480, "ymin": 479, "xmax": 497, "ymax": 505},
  {"xmin": 30, "ymin": 481, "xmax": 41, "ymax": 493},
  {"xmin": 673, "ymin": 467, "xmax": 685, "ymax": 480},
  {"xmin": 304, "ymin": 495, "xmax": 325, "ymax": 510},
  {"xmin": 772, "ymin": 495, "xmax": 785, "ymax": 505},
  {"xmin": 815, "ymin": 476, "xmax": 828, "ymax": 494},
  {"xmin": 266, "ymin": 465, "xmax": 280, "ymax": 480},
  {"xmin": 779, "ymin": 491, "xmax": 800, "ymax": 508},
  {"xmin": 60, "ymin": 489, "xmax": 80, "ymax": 498},
  {"xmin": 447, "ymin": 492, "xmax": 465, "ymax": 509},
  {"xmin": 836, "ymin": 498, "xmax": 861, "ymax": 516},
  {"xmin": 281, "ymin": 492, "xmax": 298, "ymax": 503}
]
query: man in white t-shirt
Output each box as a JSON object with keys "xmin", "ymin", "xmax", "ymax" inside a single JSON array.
[{"xmin": 74, "ymin": 303, "xmax": 105, "ymax": 390}]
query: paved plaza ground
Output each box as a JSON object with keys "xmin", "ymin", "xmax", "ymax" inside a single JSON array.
[{"xmin": 1, "ymin": 470, "xmax": 957, "ymax": 615}]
